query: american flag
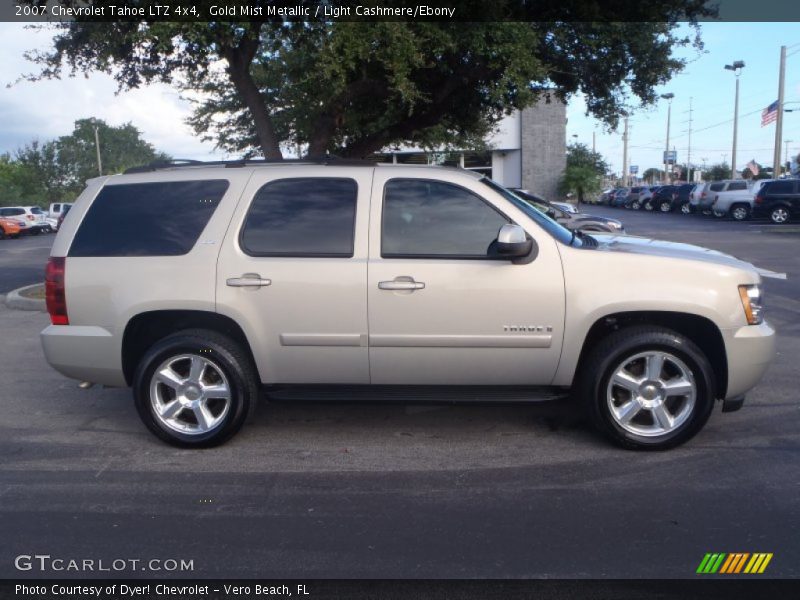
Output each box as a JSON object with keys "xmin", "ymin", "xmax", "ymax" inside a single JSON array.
[
  {"xmin": 761, "ymin": 101, "xmax": 779, "ymax": 126},
  {"xmin": 746, "ymin": 160, "xmax": 760, "ymax": 176}
]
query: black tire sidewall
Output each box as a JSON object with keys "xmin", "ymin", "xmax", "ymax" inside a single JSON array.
[
  {"xmin": 133, "ymin": 334, "xmax": 252, "ymax": 447},
  {"xmin": 587, "ymin": 330, "xmax": 715, "ymax": 450}
]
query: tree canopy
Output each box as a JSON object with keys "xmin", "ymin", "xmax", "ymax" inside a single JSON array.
[
  {"xmin": 1, "ymin": 119, "xmax": 168, "ymax": 205},
  {"xmin": 25, "ymin": 1, "xmax": 714, "ymax": 159},
  {"xmin": 559, "ymin": 142, "xmax": 608, "ymax": 202}
]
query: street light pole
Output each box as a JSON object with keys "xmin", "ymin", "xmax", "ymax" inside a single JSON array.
[
  {"xmin": 724, "ymin": 61, "xmax": 745, "ymax": 179},
  {"xmin": 661, "ymin": 93, "xmax": 674, "ymax": 183}
]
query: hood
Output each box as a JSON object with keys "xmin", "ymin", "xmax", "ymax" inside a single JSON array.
[{"xmin": 589, "ymin": 233, "xmax": 771, "ymax": 274}]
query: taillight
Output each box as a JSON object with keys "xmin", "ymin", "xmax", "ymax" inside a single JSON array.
[
  {"xmin": 755, "ymin": 194, "xmax": 764, "ymax": 205},
  {"xmin": 701, "ymin": 192, "xmax": 706, "ymax": 198},
  {"xmin": 27, "ymin": 215, "xmax": 35, "ymax": 221},
  {"xmin": 45, "ymin": 257, "xmax": 68, "ymax": 325}
]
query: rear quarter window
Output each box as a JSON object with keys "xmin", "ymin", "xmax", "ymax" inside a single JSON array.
[
  {"xmin": 69, "ymin": 180, "xmax": 229, "ymax": 257},
  {"xmin": 764, "ymin": 181, "xmax": 795, "ymax": 194}
]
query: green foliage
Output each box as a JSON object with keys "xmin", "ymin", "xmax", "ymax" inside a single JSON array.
[
  {"xmin": 1, "ymin": 119, "xmax": 168, "ymax": 206},
  {"xmin": 560, "ymin": 143, "xmax": 609, "ymax": 201},
  {"xmin": 704, "ymin": 163, "xmax": 731, "ymax": 181},
  {"xmin": 642, "ymin": 168, "xmax": 663, "ymax": 183},
  {"xmin": 26, "ymin": 1, "xmax": 714, "ymax": 158}
]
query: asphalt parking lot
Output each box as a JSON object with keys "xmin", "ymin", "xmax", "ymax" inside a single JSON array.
[
  {"xmin": 0, "ymin": 233, "xmax": 52, "ymax": 293},
  {"xmin": 1, "ymin": 208, "xmax": 799, "ymax": 580}
]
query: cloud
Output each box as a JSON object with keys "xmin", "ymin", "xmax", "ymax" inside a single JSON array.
[{"xmin": 0, "ymin": 23, "xmax": 225, "ymax": 160}]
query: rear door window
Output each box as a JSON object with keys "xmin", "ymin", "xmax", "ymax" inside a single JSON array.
[
  {"xmin": 69, "ymin": 180, "xmax": 229, "ymax": 257},
  {"xmin": 766, "ymin": 181, "xmax": 794, "ymax": 194},
  {"xmin": 728, "ymin": 181, "xmax": 748, "ymax": 191},
  {"xmin": 240, "ymin": 178, "xmax": 357, "ymax": 257},
  {"xmin": 709, "ymin": 183, "xmax": 724, "ymax": 192}
]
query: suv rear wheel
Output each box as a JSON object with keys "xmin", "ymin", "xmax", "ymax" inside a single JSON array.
[
  {"xmin": 729, "ymin": 203, "xmax": 750, "ymax": 221},
  {"xmin": 133, "ymin": 329, "xmax": 258, "ymax": 447},
  {"xmin": 769, "ymin": 206, "xmax": 790, "ymax": 224},
  {"xmin": 658, "ymin": 200, "xmax": 672, "ymax": 212},
  {"xmin": 680, "ymin": 203, "xmax": 692, "ymax": 214},
  {"xmin": 578, "ymin": 327, "xmax": 715, "ymax": 450}
]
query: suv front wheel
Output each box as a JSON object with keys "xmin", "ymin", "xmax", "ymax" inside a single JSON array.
[
  {"xmin": 578, "ymin": 327, "xmax": 715, "ymax": 450},
  {"xmin": 133, "ymin": 329, "xmax": 258, "ymax": 447}
]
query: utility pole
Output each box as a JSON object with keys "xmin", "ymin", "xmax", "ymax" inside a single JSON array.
[
  {"xmin": 93, "ymin": 125, "xmax": 103, "ymax": 176},
  {"xmin": 773, "ymin": 46, "xmax": 786, "ymax": 178},
  {"xmin": 592, "ymin": 130, "xmax": 596, "ymax": 154},
  {"xmin": 622, "ymin": 115, "xmax": 629, "ymax": 187},
  {"xmin": 686, "ymin": 97, "xmax": 693, "ymax": 182}
]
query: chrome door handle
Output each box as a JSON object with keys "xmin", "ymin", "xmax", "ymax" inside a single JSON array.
[
  {"xmin": 226, "ymin": 275, "xmax": 272, "ymax": 287},
  {"xmin": 378, "ymin": 279, "xmax": 425, "ymax": 291}
]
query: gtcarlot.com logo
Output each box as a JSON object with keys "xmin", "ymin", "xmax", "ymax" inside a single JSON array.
[
  {"xmin": 696, "ymin": 552, "xmax": 773, "ymax": 574},
  {"xmin": 14, "ymin": 554, "xmax": 194, "ymax": 573}
]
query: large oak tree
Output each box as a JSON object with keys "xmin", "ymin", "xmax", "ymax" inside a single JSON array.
[{"xmin": 26, "ymin": 1, "xmax": 714, "ymax": 159}]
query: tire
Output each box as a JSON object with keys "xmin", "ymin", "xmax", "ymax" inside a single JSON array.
[
  {"xmin": 659, "ymin": 200, "xmax": 672, "ymax": 213},
  {"xmin": 729, "ymin": 204, "xmax": 750, "ymax": 221},
  {"xmin": 133, "ymin": 328, "xmax": 258, "ymax": 448},
  {"xmin": 631, "ymin": 201, "xmax": 641, "ymax": 210},
  {"xmin": 576, "ymin": 326, "xmax": 715, "ymax": 450},
  {"xmin": 644, "ymin": 201, "xmax": 654, "ymax": 211},
  {"xmin": 680, "ymin": 203, "xmax": 692, "ymax": 215},
  {"xmin": 769, "ymin": 206, "xmax": 791, "ymax": 224},
  {"xmin": 29, "ymin": 228, "xmax": 40, "ymax": 236}
]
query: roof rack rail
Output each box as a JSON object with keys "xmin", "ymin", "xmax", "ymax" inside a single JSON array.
[{"xmin": 122, "ymin": 155, "xmax": 376, "ymax": 174}]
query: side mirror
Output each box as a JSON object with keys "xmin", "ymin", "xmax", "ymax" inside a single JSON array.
[{"xmin": 496, "ymin": 223, "xmax": 533, "ymax": 260}]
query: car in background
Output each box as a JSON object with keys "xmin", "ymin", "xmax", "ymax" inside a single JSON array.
[
  {"xmin": 48, "ymin": 202, "xmax": 73, "ymax": 219},
  {"xmin": 611, "ymin": 187, "xmax": 631, "ymax": 207},
  {"xmin": 632, "ymin": 186, "xmax": 659, "ymax": 210},
  {"xmin": 753, "ymin": 179, "xmax": 800, "ymax": 224},
  {"xmin": 551, "ymin": 200, "xmax": 578, "ymax": 213},
  {"xmin": 689, "ymin": 183, "xmax": 709, "ymax": 212},
  {"xmin": 622, "ymin": 186, "xmax": 648, "ymax": 209},
  {"xmin": 56, "ymin": 204, "xmax": 72, "ymax": 231},
  {"xmin": 512, "ymin": 189, "xmax": 625, "ymax": 234},
  {"xmin": 693, "ymin": 180, "xmax": 747, "ymax": 214},
  {"xmin": 0, "ymin": 217, "xmax": 23, "ymax": 239},
  {"xmin": 672, "ymin": 183, "xmax": 695, "ymax": 214},
  {"xmin": 0, "ymin": 206, "xmax": 44, "ymax": 235},
  {"xmin": 712, "ymin": 180, "xmax": 765, "ymax": 221},
  {"xmin": 646, "ymin": 185, "xmax": 677, "ymax": 212},
  {"xmin": 705, "ymin": 179, "xmax": 752, "ymax": 219}
]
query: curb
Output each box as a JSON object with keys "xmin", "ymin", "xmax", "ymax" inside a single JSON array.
[{"xmin": 5, "ymin": 283, "xmax": 46, "ymax": 312}]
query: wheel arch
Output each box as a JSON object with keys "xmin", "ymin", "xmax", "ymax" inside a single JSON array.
[
  {"xmin": 122, "ymin": 310, "xmax": 257, "ymax": 386},
  {"xmin": 573, "ymin": 311, "xmax": 728, "ymax": 399}
]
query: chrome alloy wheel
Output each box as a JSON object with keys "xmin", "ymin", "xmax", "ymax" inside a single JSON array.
[
  {"xmin": 731, "ymin": 206, "xmax": 749, "ymax": 221},
  {"xmin": 149, "ymin": 354, "xmax": 231, "ymax": 435},
  {"xmin": 771, "ymin": 207, "xmax": 789, "ymax": 224},
  {"xmin": 681, "ymin": 203, "xmax": 691, "ymax": 214},
  {"xmin": 606, "ymin": 351, "xmax": 696, "ymax": 437}
]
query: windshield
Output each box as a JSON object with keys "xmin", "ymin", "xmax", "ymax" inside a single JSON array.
[{"xmin": 479, "ymin": 178, "xmax": 576, "ymax": 246}]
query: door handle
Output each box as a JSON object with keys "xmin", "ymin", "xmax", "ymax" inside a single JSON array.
[
  {"xmin": 378, "ymin": 279, "xmax": 425, "ymax": 291},
  {"xmin": 226, "ymin": 275, "xmax": 272, "ymax": 288}
]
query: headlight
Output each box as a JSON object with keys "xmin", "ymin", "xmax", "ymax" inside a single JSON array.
[{"xmin": 738, "ymin": 284, "xmax": 763, "ymax": 325}]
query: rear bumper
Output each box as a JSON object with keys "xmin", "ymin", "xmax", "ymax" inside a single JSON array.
[
  {"xmin": 722, "ymin": 321, "xmax": 775, "ymax": 399},
  {"xmin": 41, "ymin": 325, "xmax": 127, "ymax": 387}
]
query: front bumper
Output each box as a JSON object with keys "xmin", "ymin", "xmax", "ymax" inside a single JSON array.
[{"xmin": 722, "ymin": 321, "xmax": 776, "ymax": 399}]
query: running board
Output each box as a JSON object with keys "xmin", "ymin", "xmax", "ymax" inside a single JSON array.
[{"xmin": 263, "ymin": 385, "xmax": 569, "ymax": 404}]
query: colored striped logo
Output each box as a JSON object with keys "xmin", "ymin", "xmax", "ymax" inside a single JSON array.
[{"xmin": 696, "ymin": 553, "xmax": 773, "ymax": 574}]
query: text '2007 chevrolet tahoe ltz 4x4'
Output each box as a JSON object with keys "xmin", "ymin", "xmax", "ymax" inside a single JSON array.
[{"xmin": 41, "ymin": 159, "xmax": 776, "ymax": 450}]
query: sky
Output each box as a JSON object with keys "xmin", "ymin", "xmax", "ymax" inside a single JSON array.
[
  {"xmin": 567, "ymin": 22, "xmax": 800, "ymax": 176},
  {"xmin": 1, "ymin": 21, "xmax": 799, "ymax": 173}
]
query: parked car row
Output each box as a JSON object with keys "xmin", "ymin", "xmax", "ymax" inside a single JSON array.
[
  {"xmin": 511, "ymin": 189, "xmax": 625, "ymax": 234},
  {"xmin": 600, "ymin": 179, "xmax": 799, "ymax": 224},
  {"xmin": 0, "ymin": 203, "xmax": 72, "ymax": 239}
]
